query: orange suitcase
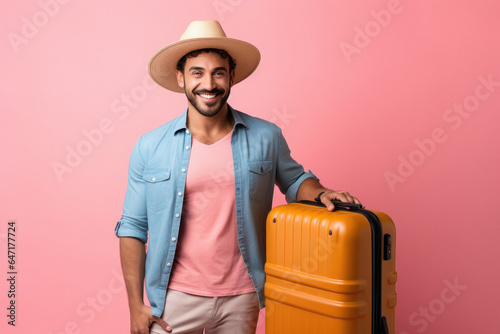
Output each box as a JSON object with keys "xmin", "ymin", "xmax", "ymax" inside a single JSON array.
[{"xmin": 265, "ymin": 200, "xmax": 397, "ymax": 333}]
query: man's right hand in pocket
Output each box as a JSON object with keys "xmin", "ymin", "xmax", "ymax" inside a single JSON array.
[{"xmin": 130, "ymin": 304, "xmax": 171, "ymax": 334}]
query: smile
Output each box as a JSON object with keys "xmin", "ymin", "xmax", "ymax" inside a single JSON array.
[{"xmin": 199, "ymin": 93, "xmax": 218, "ymax": 99}]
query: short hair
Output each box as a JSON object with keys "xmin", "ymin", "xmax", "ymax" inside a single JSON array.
[{"xmin": 176, "ymin": 48, "xmax": 236, "ymax": 73}]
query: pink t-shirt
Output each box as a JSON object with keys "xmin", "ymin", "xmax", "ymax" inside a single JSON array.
[{"xmin": 168, "ymin": 131, "xmax": 255, "ymax": 296}]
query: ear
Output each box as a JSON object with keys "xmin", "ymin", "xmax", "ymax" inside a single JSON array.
[
  {"xmin": 229, "ymin": 70, "xmax": 235, "ymax": 87},
  {"xmin": 176, "ymin": 70, "xmax": 185, "ymax": 88}
]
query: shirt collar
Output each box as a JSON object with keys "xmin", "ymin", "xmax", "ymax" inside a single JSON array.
[
  {"xmin": 172, "ymin": 108, "xmax": 189, "ymax": 134},
  {"xmin": 172, "ymin": 104, "xmax": 248, "ymax": 134},
  {"xmin": 229, "ymin": 105, "xmax": 248, "ymax": 129}
]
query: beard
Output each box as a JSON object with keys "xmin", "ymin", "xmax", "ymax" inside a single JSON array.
[{"xmin": 184, "ymin": 86, "xmax": 231, "ymax": 118}]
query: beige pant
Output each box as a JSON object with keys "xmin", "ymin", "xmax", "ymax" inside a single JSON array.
[{"xmin": 150, "ymin": 289, "xmax": 260, "ymax": 334}]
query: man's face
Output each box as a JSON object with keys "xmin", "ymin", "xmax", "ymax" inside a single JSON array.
[{"xmin": 176, "ymin": 51, "xmax": 234, "ymax": 117}]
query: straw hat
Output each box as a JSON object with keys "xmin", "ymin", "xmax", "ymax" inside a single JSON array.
[{"xmin": 148, "ymin": 20, "xmax": 261, "ymax": 93}]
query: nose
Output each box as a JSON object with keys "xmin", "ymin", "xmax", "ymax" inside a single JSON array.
[{"xmin": 201, "ymin": 74, "xmax": 216, "ymax": 91}]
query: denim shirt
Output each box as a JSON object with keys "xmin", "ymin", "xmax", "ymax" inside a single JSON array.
[{"xmin": 115, "ymin": 105, "xmax": 317, "ymax": 317}]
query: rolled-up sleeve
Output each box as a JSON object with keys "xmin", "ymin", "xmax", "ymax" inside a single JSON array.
[
  {"xmin": 274, "ymin": 128, "xmax": 318, "ymax": 203},
  {"xmin": 114, "ymin": 137, "xmax": 148, "ymax": 243}
]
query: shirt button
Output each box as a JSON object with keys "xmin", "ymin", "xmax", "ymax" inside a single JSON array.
[
  {"xmin": 175, "ymin": 213, "xmax": 180, "ymax": 218},
  {"xmin": 171, "ymin": 237, "xmax": 176, "ymax": 242},
  {"xmin": 178, "ymin": 192, "xmax": 183, "ymax": 197},
  {"xmin": 185, "ymin": 146, "xmax": 190, "ymax": 150},
  {"xmin": 186, "ymin": 129, "xmax": 190, "ymax": 134},
  {"xmin": 166, "ymin": 262, "xmax": 171, "ymax": 267},
  {"xmin": 151, "ymin": 177, "xmax": 156, "ymax": 181},
  {"xmin": 181, "ymin": 169, "xmax": 186, "ymax": 173}
]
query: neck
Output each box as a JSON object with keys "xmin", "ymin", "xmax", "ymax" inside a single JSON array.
[{"xmin": 186, "ymin": 103, "xmax": 234, "ymax": 144}]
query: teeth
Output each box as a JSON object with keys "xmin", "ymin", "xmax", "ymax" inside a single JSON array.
[{"xmin": 200, "ymin": 94, "xmax": 216, "ymax": 99}]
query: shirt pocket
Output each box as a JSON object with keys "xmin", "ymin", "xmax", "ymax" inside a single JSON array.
[
  {"xmin": 143, "ymin": 169, "xmax": 171, "ymax": 213},
  {"xmin": 248, "ymin": 160, "xmax": 274, "ymax": 203}
]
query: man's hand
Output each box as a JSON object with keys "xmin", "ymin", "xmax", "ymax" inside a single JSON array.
[
  {"xmin": 318, "ymin": 189, "xmax": 362, "ymax": 211},
  {"xmin": 130, "ymin": 304, "xmax": 171, "ymax": 334},
  {"xmin": 296, "ymin": 178, "xmax": 362, "ymax": 211},
  {"xmin": 120, "ymin": 237, "xmax": 171, "ymax": 333}
]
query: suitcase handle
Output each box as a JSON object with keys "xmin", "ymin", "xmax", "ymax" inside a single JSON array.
[
  {"xmin": 298, "ymin": 199, "xmax": 363, "ymax": 210},
  {"xmin": 330, "ymin": 200, "xmax": 363, "ymax": 210}
]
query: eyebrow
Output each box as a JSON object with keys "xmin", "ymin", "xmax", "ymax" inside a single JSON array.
[
  {"xmin": 213, "ymin": 67, "xmax": 228, "ymax": 72},
  {"xmin": 188, "ymin": 66, "xmax": 228, "ymax": 72}
]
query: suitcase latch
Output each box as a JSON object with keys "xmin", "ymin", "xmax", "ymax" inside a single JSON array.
[{"xmin": 384, "ymin": 234, "xmax": 392, "ymax": 260}]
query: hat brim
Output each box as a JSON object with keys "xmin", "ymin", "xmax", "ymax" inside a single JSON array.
[{"xmin": 149, "ymin": 37, "xmax": 261, "ymax": 93}]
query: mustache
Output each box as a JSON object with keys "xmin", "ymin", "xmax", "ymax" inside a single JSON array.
[{"xmin": 193, "ymin": 89, "xmax": 225, "ymax": 95}]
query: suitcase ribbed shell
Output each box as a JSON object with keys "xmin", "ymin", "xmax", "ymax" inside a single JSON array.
[{"xmin": 265, "ymin": 202, "xmax": 397, "ymax": 333}]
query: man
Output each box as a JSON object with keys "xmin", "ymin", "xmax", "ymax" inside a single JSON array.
[{"xmin": 115, "ymin": 20, "xmax": 361, "ymax": 334}]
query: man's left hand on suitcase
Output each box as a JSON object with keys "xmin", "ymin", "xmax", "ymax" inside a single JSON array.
[
  {"xmin": 318, "ymin": 189, "xmax": 363, "ymax": 211},
  {"xmin": 297, "ymin": 178, "xmax": 363, "ymax": 211}
]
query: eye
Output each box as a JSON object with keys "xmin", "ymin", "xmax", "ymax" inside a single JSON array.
[
  {"xmin": 192, "ymin": 71, "xmax": 202, "ymax": 76},
  {"xmin": 214, "ymin": 71, "xmax": 225, "ymax": 77}
]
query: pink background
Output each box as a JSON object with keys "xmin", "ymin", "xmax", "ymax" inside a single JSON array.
[{"xmin": 1, "ymin": 1, "xmax": 499, "ymax": 333}]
